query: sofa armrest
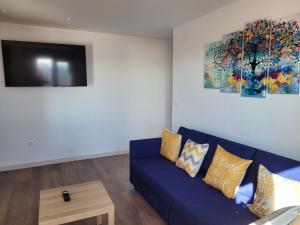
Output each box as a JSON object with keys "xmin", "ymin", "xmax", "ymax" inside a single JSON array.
[{"xmin": 130, "ymin": 137, "xmax": 162, "ymax": 159}]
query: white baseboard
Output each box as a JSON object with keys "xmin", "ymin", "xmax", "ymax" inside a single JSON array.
[{"xmin": 0, "ymin": 150, "xmax": 129, "ymax": 172}]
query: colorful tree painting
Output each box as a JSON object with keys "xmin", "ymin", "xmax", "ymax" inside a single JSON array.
[
  {"xmin": 241, "ymin": 19, "xmax": 271, "ymax": 97},
  {"xmin": 221, "ymin": 31, "xmax": 243, "ymax": 93},
  {"xmin": 268, "ymin": 18, "xmax": 300, "ymax": 94},
  {"xmin": 204, "ymin": 41, "xmax": 223, "ymax": 89}
]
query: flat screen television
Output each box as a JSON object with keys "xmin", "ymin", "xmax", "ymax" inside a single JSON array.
[{"xmin": 1, "ymin": 40, "xmax": 87, "ymax": 87}]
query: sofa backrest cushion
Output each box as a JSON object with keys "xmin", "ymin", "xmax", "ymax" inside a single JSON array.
[
  {"xmin": 177, "ymin": 127, "xmax": 207, "ymax": 150},
  {"xmin": 239, "ymin": 150, "xmax": 300, "ymax": 201},
  {"xmin": 200, "ymin": 135, "xmax": 257, "ymax": 177}
]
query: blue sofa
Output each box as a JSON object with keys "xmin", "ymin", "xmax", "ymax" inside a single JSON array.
[{"xmin": 130, "ymin": 127, "xmax": 300, "ymax": 225}]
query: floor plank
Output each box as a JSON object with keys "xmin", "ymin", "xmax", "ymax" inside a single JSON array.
[{"xmin": 0, "ymin": 154, "xmax": 166, "ymax": 225}]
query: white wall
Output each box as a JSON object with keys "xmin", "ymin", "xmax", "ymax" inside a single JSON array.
[
  {"xmin": 173, "ymin": 0, "xmax": 300, "ymax": 160},
  {"xmin": 0, "ymin": 22, "xmax": 172, "ymax": 169}
]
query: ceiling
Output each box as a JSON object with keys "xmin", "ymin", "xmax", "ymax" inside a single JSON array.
[{"xmin": 0, "ymin": 0, "xmax": 237, "ymax": 39}]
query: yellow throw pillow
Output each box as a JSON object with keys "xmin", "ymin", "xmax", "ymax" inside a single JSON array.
[
  {"xmin": 203, "ymin": 145, "xmax": 252, "ymax": 199},
  {"xmin": 176, "ymin": 139, "xmax": 209, "ymax": 177},
  {"xmin": 160, "ymin": 129, "xmax": 182, "ymax": 162},
  {"xmin": 248, "ymin": 164, "xmax": 300, "ymax": 218}
]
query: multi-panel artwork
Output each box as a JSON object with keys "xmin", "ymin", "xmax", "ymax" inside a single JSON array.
[
  {"xmin": 204, "ymin": 16, "xmax": 300, "ymax": 98},
  {"xmin": 204, "ymin": 41, "xmax": 223, "ymax": 89},
  {"xmin": 268, "ymin": 18, "xmax": 300, "ymax": 94},
  {"xmin": 241, "ymin": 20, "xmax": 271, "ymax": 98},
  {"xmin": 221, "ymin": 31, "xmax": 243, "ymax": 93}
]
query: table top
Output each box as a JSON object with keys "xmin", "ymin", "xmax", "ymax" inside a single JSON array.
[
  {"xmin": 293, "ymin": 215, "xmax": 300, "ymax": 225},
  {"xmin": 39, "ymin": 180, "xmax": 114, "ymax": 225}
]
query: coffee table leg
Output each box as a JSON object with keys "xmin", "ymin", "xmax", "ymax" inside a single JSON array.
[
  {"xmin": 96, "ymin": 215, "xmax": 102, "ymax": 225},
  {"xmin": 108, "ymin": 208, "xmax": 115, "ymax": 225}
]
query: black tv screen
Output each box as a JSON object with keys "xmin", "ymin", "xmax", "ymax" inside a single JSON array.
[{"xmin": 1, "ymin": 40, "xmax": 87, "ymax": 87}]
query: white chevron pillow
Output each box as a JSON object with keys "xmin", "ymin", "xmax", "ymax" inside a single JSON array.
[{"xmin": 176, "ymin": 139, "xmax": 209, "ymax": 177}]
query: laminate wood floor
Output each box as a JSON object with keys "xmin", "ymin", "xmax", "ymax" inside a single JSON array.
[{"xmin": 0, "ymin": 154, "xmax": 166, "ymax": 225}]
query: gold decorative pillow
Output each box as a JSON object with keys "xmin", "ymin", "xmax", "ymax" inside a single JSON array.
[
  {"xmin": 203, "ymin": 145, "xmax": 252, "ymax": 199},
  {"xmin": 248, "ymin": 164, "xmax": 300, "ymax": 218},
  {"xmin": 160, "ymin": 129, "xmax": 182, "ymax": 162},
  {"xmin": 176, "ymin": 139, "xmax": 209, "ymax": 177}
]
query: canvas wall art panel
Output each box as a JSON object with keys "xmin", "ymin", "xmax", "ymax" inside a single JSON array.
[
  {"xmin": 241, "ymin": 19, "xmax": 271, "ymax": 98},
  {"xmin": 268, "ymin": 18, "xmax": 300, "ymax": 94},
  {"xmin": 221, "ymin": 31, "xmax": 243, "ymax": 93},
  {"xmin": 204, "ymin": 41, "xmax": 223, "ymax": 89}
]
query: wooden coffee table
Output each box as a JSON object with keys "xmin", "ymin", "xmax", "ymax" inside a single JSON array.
[
  {"xmin": 39, "ymin": 181, "xmax": 115, "ymax": 225},
  {"xmin": 292, "ymin": 215, "xmax": 300, "ymax": 225}
]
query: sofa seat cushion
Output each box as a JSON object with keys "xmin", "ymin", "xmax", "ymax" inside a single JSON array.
[{"xmin": 131, "ymin": 157, "xmax": 258, "ymax": 225}]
